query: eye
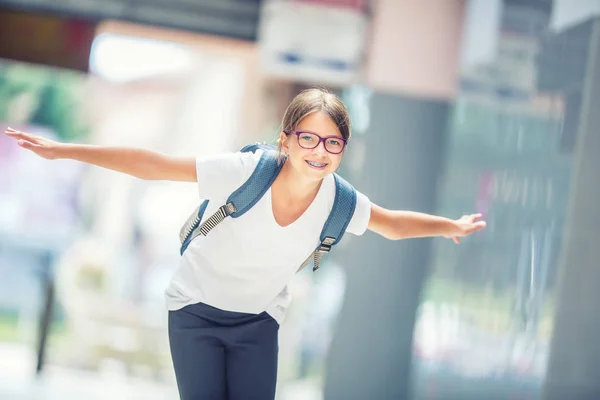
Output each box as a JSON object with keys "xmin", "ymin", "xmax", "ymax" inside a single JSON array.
[
  {"xmin": 300, "ymin": 135, "xmax": 314, "ymax": 141},
  {"xmin": 327, "ymin": 139, "xmax": 342, "ymax": 146}
]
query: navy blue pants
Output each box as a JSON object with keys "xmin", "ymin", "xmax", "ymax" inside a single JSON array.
[{"xmin": 168, "ymin": 302, "xmax": 279, "ymax": 400}]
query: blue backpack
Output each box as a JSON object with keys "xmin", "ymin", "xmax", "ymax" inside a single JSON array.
[{"xmin": 178, "ymin": 143, "xmax": 357, "ymax": 271}]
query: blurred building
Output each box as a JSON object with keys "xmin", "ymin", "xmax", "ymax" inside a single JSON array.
[{"xmin": 0, "ymin": 1, "xmax": 599, "ymax": 400}]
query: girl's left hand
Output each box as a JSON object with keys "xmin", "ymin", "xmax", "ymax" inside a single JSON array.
[{"xmin": 446, "ymin": 213, "xmax": 487, "ymax": 244}]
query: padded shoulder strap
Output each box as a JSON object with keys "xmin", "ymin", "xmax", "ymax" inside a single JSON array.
[
  {"xmin": 297, "ymin": 173, "xmax": 357, "ymax": 272},
  {"xmin": 179, "ymin": 149, "xmax": 282, "ymax": 256},
  {"xmin": 320, "ymin": 173, "xmax": 357, "ymax": 244},
  {"xmin": 227, "ymin": 149, "xmax": 282, "ymax": 218}
]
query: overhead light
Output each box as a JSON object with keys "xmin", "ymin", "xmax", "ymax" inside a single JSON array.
[{"xmin": 89, "ymin": 33, "xmax": 193, "ymax": 83}]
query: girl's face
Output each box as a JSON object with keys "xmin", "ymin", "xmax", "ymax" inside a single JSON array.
[{"xmin": 280, "ymin": 111, "xmax": 347, "ymax": 182}]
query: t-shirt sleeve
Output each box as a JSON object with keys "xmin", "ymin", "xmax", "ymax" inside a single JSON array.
[
  {"xmin": 346, "ymin": 190, "xmax": 371, "ymax": 236},
  {"xmin": 195, "ymin": 151, "xmax": 260, "ymax": 200}
]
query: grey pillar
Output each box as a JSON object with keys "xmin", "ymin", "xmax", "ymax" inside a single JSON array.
[
  {"xmin": 323, "ymin": 92, "xmax": 450, "ymax": 399},
  {"xmin": 542, "ymin": 19, "xmax": 600, "ymax": 400}
]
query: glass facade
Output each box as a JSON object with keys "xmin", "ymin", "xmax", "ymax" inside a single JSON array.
[{"xmin": 412, "ymin": 2, "xmax": 598, "ymax": 399}]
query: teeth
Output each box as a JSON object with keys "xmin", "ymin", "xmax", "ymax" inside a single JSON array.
[{"xmin": 307, "ymin": 161, "xmax": 327, "ymax": 167}]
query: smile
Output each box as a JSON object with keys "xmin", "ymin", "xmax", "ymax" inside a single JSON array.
[{"xmin": 306, "ymin": 160, "xmax": 328, "ymax": 169}]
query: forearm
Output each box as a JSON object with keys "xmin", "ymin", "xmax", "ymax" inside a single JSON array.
[
  {"xmin": 389, "ymin": 211, "xmax": 458, "ymax": 240},
  {"xmin": 5, "ymin": 127, "xmax": 196, "ymax": 181},
  {"xmin": 369, "ymin": 205, "xmax": 459, "ymax": 240},
  {"xmin": 57, "ymin": 144, "xmax": 173, "ymax": 180}
]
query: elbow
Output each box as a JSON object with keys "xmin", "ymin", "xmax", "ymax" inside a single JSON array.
[
  {"xmin": 369, "ymin": 207, "xmax": 411, "ymax": 241},
  {"xmin": 380, "ymin": 229, "xmax": 406, "ymax": 241},
  {"xmin": 131, "ymin": 170, "xmax": 154, "ymax": 180},
  {"xmin": 370, "ymin": 221, "xmax": 408, "ymax": 240},
  {"xmin": 390, "ymin": 232, "xmax": 408, "ymax": 241},
  {"xmin": 386, "ymin": 225, "xmax": 421, "ymax": 240},
  {"xmin": 136, "ymin": 160, "xmax": 165, "ymax": 180}
]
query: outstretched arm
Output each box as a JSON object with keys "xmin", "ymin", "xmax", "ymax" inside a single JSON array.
[
  {"xmin": 4, "ymin": 127, "xmax": 197, "ymax": 182},
  {"xmin": 367, "ymin": 203, "xmax": 486, "ymax": 243}
]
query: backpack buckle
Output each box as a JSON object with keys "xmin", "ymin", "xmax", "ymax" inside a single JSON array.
[
  {"xmin": 224, "ymin": 202, "xmax": 237, "ymax": 215},
  {"xmin": 319, "ymin": 237, "xmax": 335, "ymax": 252},
  {"xmin": 317, "ymin": 243, "xmax": 332, "ymax": 253},
  {"xmin": 313, "ymin": 237, "xmax": 336, "ymax": 272}
]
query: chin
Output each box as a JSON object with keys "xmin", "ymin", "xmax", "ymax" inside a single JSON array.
[
  {"xmin": 302, "ymin": 165, "xmax": 334, "ymax": 180},
  {"xmin": 306, "ymin": 171, "xmax": 329, "ymax": 181}
]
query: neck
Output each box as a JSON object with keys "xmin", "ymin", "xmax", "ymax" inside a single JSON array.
[{"xmin": 277, "ymin": 161, "xmax": 323, "ymax": 200}]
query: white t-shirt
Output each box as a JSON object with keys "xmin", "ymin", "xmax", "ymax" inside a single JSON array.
[{"xmin": 164, "ymin": 150, "xmax": 371, "ymax": 324}]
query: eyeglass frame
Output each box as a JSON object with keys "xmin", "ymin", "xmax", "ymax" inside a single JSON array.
[{"xmin": 283, "ymin": 130, "xmax": 348, "ymax": 154}]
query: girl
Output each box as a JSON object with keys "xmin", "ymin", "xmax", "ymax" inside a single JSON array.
[{"xmin": 5, "ymin": 88, "xmax": 485, "ymax": 399}]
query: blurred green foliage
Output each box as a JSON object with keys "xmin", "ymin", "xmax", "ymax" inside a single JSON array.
[{"xmin": 0, "ymin": 61, "xmax": 89, "ymax": 141}]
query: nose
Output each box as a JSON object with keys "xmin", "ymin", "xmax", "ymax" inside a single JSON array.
[{"xmin": 312, "ymin": 139, "xmax": 327, "ymax": 155}]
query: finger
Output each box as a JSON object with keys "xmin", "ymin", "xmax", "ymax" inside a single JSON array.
[
  {"xmin": 5, "ymin": 128, "xmax": 26, "ymax": 138},
  {"xmin": 466, "ymin": 221, "xmax": 487, "ymax": 234},
  {"xmin": 18, "ymin": 140, "xmax": 41, "ymax": 151},
  {"xmin": 7, "ymin": 130, "xmax": 40, "ymax": 144},
  {"xmin": 465, "ymin": 213, "xmax": 483, "ymax": 223},
  {"xmin": 5, "ymin": 127, "xmax": 23, "ymax": 134}
]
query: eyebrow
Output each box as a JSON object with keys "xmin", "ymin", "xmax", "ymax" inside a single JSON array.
[{"xmin": 296, "ymin": 129, "xmax": 343, "ymax": 139}]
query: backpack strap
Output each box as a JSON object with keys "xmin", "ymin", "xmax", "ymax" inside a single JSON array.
[
  {"xmin": 227, "ymin": 150, "xmax": 281, "ymax": 217},
  {"xmin": 179, "ymin": 199, "xmax": 210, "ymax": 255},
  {"xmin": 179, "ymin": 150, "xmax": 282, "ymax": 255},
  {"xmin": 180, "ymin": 149, "xmax": 357, "ymax": 273},
  {"xmin": 299, "ymin": 173, "xmax": 357, "ymax": 271}
]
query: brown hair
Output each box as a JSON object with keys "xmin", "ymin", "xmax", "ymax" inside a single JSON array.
[{"xmin": 277, "ymin": 88, "xmax": 351, "ymax": 162}]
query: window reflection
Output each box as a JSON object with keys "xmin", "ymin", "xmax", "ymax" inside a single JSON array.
[{"xmin": 412, "ymin": 1, "xmax": 597, "ymax": 399}]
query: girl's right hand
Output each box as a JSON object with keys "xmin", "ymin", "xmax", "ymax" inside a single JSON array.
[{"xmin": 4, "ymin": 127, "xmax": 64, "ymax": 160}]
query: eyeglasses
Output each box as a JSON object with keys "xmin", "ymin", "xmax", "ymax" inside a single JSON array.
[{"xmin": 284, "ymin": 130, "xmax": 348, "ymax": 154}]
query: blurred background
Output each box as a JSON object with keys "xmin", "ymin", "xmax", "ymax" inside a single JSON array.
[{"xmin": 0, "ymin": 0, "xmax": 599, "ymax": 399}]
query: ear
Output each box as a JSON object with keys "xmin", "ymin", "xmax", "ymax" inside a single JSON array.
[{"xmin": 279, "ymin": 131, "xmax": 290, "ymax": 154}]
